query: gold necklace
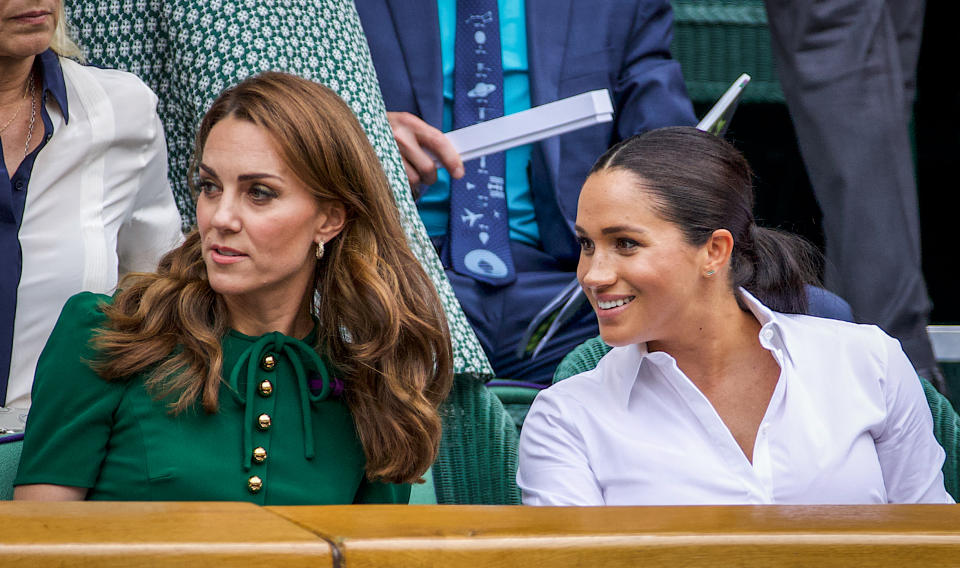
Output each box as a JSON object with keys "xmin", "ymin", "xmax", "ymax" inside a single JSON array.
[
  {"xmin": 0, "ymin": 101, "xmax": 23, "ymax": 134},
  {"xmin": 22, "ymin": 72, "xmax": 37, "ymax": 159},
  {"xmin": 0, "ymin": 77, "xmax": 29, "ymax": 135}
]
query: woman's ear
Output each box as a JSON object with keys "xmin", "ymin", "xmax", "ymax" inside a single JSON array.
[
  {"xmin": 703, "ymin": 228, "xmax": 734, "ymax": 275},
  {"xmin": 315, "ymin": 200, "xmax": 347, "ymax": 243}
]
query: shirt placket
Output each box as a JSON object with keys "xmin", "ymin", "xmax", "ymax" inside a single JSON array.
[
  {"xmin": 653, "ymin": 356, "xmax": 770, "ymax": 503},
  {"xmin": 0, "ymin": 83, "xmax": 55, "ymax": 406},
  {"xmin": 753, "ymin": 325, "xmax": 789, "ymax": 503}
]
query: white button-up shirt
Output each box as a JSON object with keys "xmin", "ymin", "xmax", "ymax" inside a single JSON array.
[
  {"xmin": 5, "ymin": 57, "xmax": 182, "ymax": 410},
  {"xmin": 518, "ymin": 291, "xmax": 953, "ymax": 505}
]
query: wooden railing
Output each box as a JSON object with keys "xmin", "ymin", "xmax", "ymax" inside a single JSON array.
[{"xmin": 2, "ymin": 503, "xmax": 959, "ymax": 567}]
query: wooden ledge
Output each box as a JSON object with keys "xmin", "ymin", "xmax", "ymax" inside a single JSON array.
[
  {"xmin": 0, "ymin": 501, "xmax": 332, "ymax": 566},
  {"xmin": 269, "ymin": 504, "xmax": 960, "ymax": 568},
  {"xmin": 2, "ymin": 502, "xmax": 959, "ymax": 567}
]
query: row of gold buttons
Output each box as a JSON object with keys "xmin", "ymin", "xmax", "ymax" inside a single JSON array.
[{"xmin": 249, "ymin": 354, "xmax": 277, "ymax": 494}]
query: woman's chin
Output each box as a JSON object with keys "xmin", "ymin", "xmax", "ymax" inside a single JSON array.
[
  {"xmin": 205, "ymin": 277, "xmax": 249, "ymax": 299},
  {"xmin": 597, "ymin": 327, "xmax": 641, "ymax": 348}
]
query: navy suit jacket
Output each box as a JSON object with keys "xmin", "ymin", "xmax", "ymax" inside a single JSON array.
[{"xmin": 356, "ymin": 0, "xmax": 696, "ymax": 264}]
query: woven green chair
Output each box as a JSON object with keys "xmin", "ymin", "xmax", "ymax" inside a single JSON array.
[
  {"xmin": 486, "ymin": 380, "xmax": 544, "ymax": 431},
  {"xmin": 925, "ymin": 380, "xmax": 960, "ymax": 501},
  {"xmin": 553, "ymin": 335, "xmax": 960, "ymax": 502},
  {"xmin": 0, "ymin": 434, "xmax": 23, "ymax": 501},
  {"xmin": 433, "ymin": 374, "xmax": 521, "ymax": 505},
  {"xmin": 670, "ymin": 0, "xmax": 783, "ymax": 104}
]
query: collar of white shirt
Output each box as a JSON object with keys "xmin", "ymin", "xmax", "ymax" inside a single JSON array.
[{"xmin": 613, "ymin": 288, "xmax": 794, "ymax": 410}]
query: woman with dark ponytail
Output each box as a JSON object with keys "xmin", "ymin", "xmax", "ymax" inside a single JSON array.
[{"xmin": 518, "ymin": 127, "xmax": 951, "ymax": 505}]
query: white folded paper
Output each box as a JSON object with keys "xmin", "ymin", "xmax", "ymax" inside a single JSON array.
[{"xmin": 444, "ymin": 89, "xmax": 614, "ymax": 162}]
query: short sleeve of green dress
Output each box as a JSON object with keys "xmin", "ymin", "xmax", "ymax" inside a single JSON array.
[{"xmin": 15, "ymin": 292, "xmax": 410, "ymax": 505}]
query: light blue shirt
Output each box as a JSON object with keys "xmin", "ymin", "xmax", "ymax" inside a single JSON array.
[{"xmin": 419, "ymin": 0, "xmax": 539, "ymax": 247}]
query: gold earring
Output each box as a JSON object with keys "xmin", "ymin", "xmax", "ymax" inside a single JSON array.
[{"xmin": 316, "ymin": 239, "xmax": 325, "ymax": 260}]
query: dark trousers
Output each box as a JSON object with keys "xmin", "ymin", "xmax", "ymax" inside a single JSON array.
[{"xmin": 765, "ymin": 0, "xmax": 936, "ymax": 372}]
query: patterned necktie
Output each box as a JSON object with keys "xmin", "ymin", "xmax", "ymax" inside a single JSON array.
[{"xmin": 449, "ymin": 0, "xmax": 516, "ymax": 285}]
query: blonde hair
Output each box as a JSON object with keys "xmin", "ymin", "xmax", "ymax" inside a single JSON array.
[
  {"xmin": 50, "ymin": 2, "xmax": 86, "ymax": 62},
  {"xmin": 94, "ymin": 73, "xmax": 454, "ymax": 484}
]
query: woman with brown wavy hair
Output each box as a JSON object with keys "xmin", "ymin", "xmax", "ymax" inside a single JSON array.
[{"xmin": 12, "ymin": 71, "xmax": 453, "ymax": 504}]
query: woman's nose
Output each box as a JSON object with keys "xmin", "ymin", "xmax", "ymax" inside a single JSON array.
[
  {"xmin": 579, "ymin": 253, "xmax": 616, "ymax": 289},
  {"xmin": 209, "ymin": 195, "xmax": 242, "ymax": 233}
]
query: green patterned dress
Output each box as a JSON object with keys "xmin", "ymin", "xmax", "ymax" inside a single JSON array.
[{"xmin": 63, "ymin": 0, "xmax": 492, "ymax": 378}]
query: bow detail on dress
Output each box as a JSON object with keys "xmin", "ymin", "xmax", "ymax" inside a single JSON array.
[{"xmin": 227, "ymin": 332, "xmax": 333, "ymax": 470}]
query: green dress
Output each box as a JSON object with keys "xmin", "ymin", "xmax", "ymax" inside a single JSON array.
[{"xmin": 14, "ymin": 292, "xmax": 408, "ymax": 505}]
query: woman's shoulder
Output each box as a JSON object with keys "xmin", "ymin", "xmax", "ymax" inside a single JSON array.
[
  {"xmin": 540, "ymin": 345, "xmax": 637, "ymax": 407},
  {"xmin": 776, "ymin": 312, "xmax": 901, "ymax": 372},
  {"xmin": 57, "ymin": 291, "xmax": 114, "ymax": 329},
  {"xmin": 30, "ymin": 293, "xmax": 120, "ymax": 395},
  {"xmin": 778, "ymin": 312, "xmax": 892, "ymax": 346},
  {"xmin": 59, "ymin": 57, "xmax": 159, "ymax": 113}
]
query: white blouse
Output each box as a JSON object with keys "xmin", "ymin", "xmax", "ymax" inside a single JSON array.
[
  {"xmin": 518, "ymin": 291, "xmax": 953, "ymax": 506},
  {"xmin": 6, "ymin": 58, "xmax": 182, "ymax": 410}
]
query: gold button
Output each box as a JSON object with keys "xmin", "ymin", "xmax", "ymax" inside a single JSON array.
[
  {"xmin": 252, "ymin": 447, "xmax": 267, "ymax": 464},
  {"xmin": 260, "ymin": 354, "xmax": 277, "ymax": 371},
  {"xmin": 257, "ymin": 413, "xmax": 272, "ymax": 431},
  {"xmin": 258, "ymin": 379, "xmax": 273, "ymax": 397},
  {"xmin": 247, "ymin": 475, "xmax": 263, "ymax": 493}
]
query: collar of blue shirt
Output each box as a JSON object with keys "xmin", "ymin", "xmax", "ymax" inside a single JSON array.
[{"xmin": 36, "ymin": 49, "xmax": 69, "ymax": 124}]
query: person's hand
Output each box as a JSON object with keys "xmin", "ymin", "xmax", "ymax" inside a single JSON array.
[{"xmin": 387, "ymin": 112, "xmax": 464, "ymax": 196}]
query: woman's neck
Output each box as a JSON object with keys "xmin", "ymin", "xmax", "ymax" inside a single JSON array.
[
  {"xmin": 647, "ymin": 290, "xmax": 762, "ymax": 388},
  {"xmin": 0, "ymin": 56, "xmax": 35, "ymax": 107},
  {"xmin": 223, "ymin": 293, "xmax": 315, "ymax": 339}
]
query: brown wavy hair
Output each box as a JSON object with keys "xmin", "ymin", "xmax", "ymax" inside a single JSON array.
[{"xmin": 93, "ymin": 72, "xmax": 453, "ymax": 483}]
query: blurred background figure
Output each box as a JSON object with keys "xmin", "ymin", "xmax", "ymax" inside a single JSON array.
[
  {"xmin": 0, "ymin": 0, "xmax": 181, "ymax": 414},
  {"xmin": 355, "ymin": 0, "xmax": 697, "ymax": 384},
  {"xmin": 763, "ymin": 1, "xmax": 943, "ymax": 387}
]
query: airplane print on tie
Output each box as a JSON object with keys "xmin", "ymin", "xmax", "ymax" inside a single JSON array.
[{"xmin": 449, "ymin": 1, "xmax": 516, "ymax": 285}]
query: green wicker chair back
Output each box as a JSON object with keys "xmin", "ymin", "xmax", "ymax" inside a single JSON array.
[
  {"xmin": 486, "ymin": 381, "xmax": 543, "ymax": 431},
  {"xmin": 553, "ymin": 336, "xmax": 612, "ymax": 383},
  {"xmin": 923, "ymin": 380, "xmax": 960, "ymax": 501},
  {"xmin": 434, "ymin": 374, "xmax": 521, "ymax": 505},
  {"xmin": 671, "ymin": 0, "xmax": 784, "ymax": 104},
  {"xmin": 0, "ymin": 436, "xmax": 23, "ymax": 500},
  {"xmin": 554, "ymin": 335, "xmax": 960, "ymax": 502}
]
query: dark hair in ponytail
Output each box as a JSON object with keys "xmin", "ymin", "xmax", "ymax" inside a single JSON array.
[{"xmin": 588, "ymin": 126, "xmax": 820, "ymax": 314}]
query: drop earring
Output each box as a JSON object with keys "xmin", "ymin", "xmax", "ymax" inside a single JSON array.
[{"xmin": 316, "ymin": 239, "xmax": 325, "ymax": 260}]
